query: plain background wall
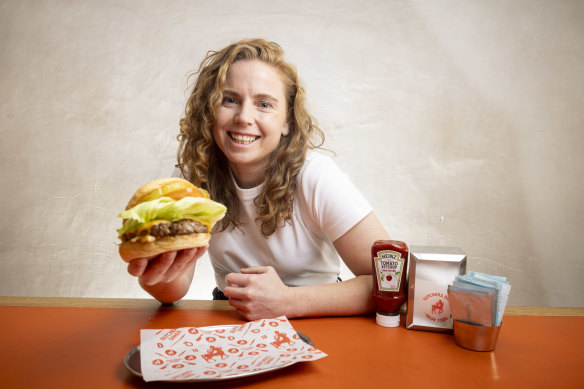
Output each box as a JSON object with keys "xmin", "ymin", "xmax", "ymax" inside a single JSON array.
[{"xmin": 1, "ymin": 0, "xmax": 582, "ymax": 307}]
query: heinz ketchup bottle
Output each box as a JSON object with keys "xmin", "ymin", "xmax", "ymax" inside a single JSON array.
[{"xmin": 371, "ymin": 240, "xmax": 409, "ymax": 327}]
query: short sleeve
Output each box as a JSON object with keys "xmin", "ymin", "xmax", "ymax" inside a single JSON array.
[{"xmin": 297, "ymin": 152, "xmax": 372, "ymax": 242}]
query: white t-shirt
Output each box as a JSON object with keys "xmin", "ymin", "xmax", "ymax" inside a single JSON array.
[{"xmin": 208, "ymin": 151, "xmax": 372, "ymax": 291}]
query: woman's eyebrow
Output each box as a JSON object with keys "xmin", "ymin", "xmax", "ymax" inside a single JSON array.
[
  {"xmin": 254, "ymin": 93, "xmax": 279, "ymax": 103},
  {"xmin": 221, "ymin": 89, "xmax": 240, "ymax": 97}
]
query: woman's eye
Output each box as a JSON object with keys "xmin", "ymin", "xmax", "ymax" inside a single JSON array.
[
  {"xmin": 258, "ymin": 101, "xmax": 272, "ymax": 109},
  {"xmin": 222, "ymin": 96, "xmax": 237, "ymax": 104}
]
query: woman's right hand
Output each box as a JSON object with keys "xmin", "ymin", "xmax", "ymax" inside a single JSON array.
[{"xmin": 126, "ymin": 247, "xmax": 207, "ymax": 303}]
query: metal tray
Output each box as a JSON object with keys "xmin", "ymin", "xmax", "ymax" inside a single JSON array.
[{"xmin": 124, "ymin": 324, "xmax": 313, "ymax": 382}]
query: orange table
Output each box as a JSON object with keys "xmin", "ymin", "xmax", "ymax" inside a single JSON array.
[{"xmin": 1, "ymin": 297, "xmax": 582, "ymax": 388}]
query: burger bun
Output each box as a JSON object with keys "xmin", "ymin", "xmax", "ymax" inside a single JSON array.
[{"xmin": 119, "ymin": 233, "xmax": 210, "ymax": 262}]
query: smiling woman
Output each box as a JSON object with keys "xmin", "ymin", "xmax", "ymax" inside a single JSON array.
[
  {"xmin": 213, "ymin": 59, "xmax": 290, "ymax": 189},
  {"xmin": 122, "ymin": 38, "xmax": 390, "ymax": 319}
]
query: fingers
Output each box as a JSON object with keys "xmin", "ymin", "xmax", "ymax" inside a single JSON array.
[
  {"xmin": 223, "ymin": 272, "xmax": 254, "ymax": 301},
  {"xmin": 232, "ymin": 305, "xmax": 256, "ymax": 321},
  {"xmin": 161, "ymin": 248, "xmax": 198, "ymax": 282},
  {"xmin": 223, "ymin": 265, "xmax": 279, "ymax": 305},
  {"xmin": 127, "ymin": 247, "xmax": 207, "ymax": 286},
  {"xmin": 224, "ymin": 272, "xmax": 249, "ymax": 288},
  {"xmin": 222, "ymin": 266, "xmax": 290, "ymax": 321},
  {"xmin": 192, "ymin": 245, "xmax": 208, "ymax": 261},
  {"xmin": 225, "ymin": 266, "xmax": 271, "ymax": 287},
  {"xmin": 139, "ymin": 251, "xmax": 177, "ymax": 285},
  {"xmin": 127, "ymin": 258, "xmax": 148, "ymax": 277},
  {"xmin": 224, "ymin": 293, "xmax": 253, "ymax": 319},
  {"xmin": 239, "ymin": 266, "xmax": 270, "ymax": 274}
]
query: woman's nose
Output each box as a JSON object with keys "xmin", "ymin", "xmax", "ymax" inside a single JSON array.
[{"xmin": 234, "ymin": 103, "xmax": 253, "ymax": 126}]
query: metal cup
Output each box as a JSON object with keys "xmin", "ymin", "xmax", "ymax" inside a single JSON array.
[{"xmin": 453, "ymin": 320, "xmax": 502, "ymax": 352}]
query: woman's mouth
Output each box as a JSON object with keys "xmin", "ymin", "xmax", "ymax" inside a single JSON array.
[{"xmin": 229, "ymin": 132, "xmax": 259, "ymax": 145}]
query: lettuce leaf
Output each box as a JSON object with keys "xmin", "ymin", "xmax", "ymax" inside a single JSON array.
[{"xmin": 117, "ymin": 196, "xmax": 226, "ymax": 238}]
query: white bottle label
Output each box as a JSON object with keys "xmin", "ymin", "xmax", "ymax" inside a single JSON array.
[{"xmin": 374, "ymin": 250, "xmax": 404, "ymax": 292}]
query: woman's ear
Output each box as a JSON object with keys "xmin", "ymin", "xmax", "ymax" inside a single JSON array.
[{"xmin": 281, "ymin": 122, "xmax": 290, "ymax": 136}]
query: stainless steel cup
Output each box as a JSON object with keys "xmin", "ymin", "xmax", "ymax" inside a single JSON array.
[{"xmin": 453, "ymin": 320, "xmax": 502, "ymax": 352}]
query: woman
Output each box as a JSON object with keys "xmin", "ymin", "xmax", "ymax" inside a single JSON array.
[{"xmin": 126, "ymin": 39, "xmax": 390, "ymax": 320}]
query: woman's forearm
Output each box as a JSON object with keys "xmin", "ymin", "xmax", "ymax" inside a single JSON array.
[{"xmin": 285, "ymin": 275, "xmax": 376, "ymax": 318}]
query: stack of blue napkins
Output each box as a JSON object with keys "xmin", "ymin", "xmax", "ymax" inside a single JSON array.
[{"xmin": 447, "ymin": 271, "xmax": 511, "ymax": 327}]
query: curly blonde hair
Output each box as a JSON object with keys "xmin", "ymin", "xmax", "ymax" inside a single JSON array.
[{"xmin": 177, "ymin": 38, "xmax": 326, "ymax": 236}]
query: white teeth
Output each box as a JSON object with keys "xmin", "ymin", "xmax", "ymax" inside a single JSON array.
[{"xmin": 230, "ymin": 133, "xmax": 258, "ymax": 144}]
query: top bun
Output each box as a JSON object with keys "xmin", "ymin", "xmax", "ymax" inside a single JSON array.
[{"xmin": 125, "ymin": 177, "xmax": 208, "ymax": 210}]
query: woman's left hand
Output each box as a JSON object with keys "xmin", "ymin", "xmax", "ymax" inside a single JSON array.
[{"xmin": 223, "ymin": 266, "xmax": 291, "ymax": 321}]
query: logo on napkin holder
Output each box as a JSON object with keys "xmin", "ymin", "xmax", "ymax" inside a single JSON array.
[{"xmin": 423, "ymin": 292, "xmax": 450, "ymax": 324}]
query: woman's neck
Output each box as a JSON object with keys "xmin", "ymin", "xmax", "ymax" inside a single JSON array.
[{"xmin": 229, "ymin": 164, "xmax": 265, "ymax": 189}]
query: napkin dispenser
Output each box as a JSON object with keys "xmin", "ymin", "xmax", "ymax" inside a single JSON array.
[{"xmin": 405, "ymin": 246, "xmax": 466, "ymax": 332}]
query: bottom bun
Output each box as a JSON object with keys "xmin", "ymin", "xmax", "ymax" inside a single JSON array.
[{"xmin": 119, "ymin": 233, "xmax": 211, "ymax": 262}]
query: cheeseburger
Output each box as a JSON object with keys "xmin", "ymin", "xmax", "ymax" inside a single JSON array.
[{"xmin": 117, "ymin": 178, "xmax": 226, "ymax": 262}]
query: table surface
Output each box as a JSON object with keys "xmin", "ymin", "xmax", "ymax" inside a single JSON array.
[{"xmin": 1, "ymin": 297, "xmax": 583, "ymax": 389}]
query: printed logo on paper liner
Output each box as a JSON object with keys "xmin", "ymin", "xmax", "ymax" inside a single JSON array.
[{"xmin": 139, "ymin": 316, "xmax": 327, "ymax": 382}]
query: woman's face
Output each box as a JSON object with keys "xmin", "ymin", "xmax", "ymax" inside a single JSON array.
[{"xmin": 213, "ymin": 59, "xmax": 289, "ymax": 188}]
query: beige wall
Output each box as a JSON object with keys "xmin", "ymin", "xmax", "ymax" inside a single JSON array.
[{"xmin": 1, "ymin": 0, "xmax": 582, "ymax": 306}]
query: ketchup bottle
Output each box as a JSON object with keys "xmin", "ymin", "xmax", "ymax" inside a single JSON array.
[{"xmin": 371, "ymin": 240, "xmax": 409, "ymax": 327}]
